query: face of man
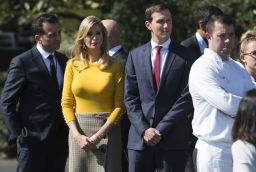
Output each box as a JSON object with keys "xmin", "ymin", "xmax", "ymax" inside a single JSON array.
[
  {"xmin": 36, "ymin": 22, "xmax": 61, "ymax": 53},
  {"xmin": 207, "ymin": 21, "xmax": 235, "ymax": 60},
  {"xmin": 145, "ymin": 9, "xmax": 172, "ymax": 44}
]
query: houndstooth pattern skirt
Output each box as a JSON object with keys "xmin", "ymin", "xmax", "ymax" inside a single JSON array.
[{"xmin": 69, "ymin": 113, "xmax": 122, "ymax": 172}]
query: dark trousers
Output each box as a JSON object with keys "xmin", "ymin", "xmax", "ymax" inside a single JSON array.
[
  {"xmin": 16, "ymin": 132, "xmax": 68, "ymax": 172},
  {"xmin": 128, "ymin": 147, "xmax": 187, "ymax": 172},
  {"xmin": 185, "ymin": 112, "xmax": 197, "ymax": 172},
  {"xmin": 121, "ymin": 114, "xmax": 130, "ymax": 172}
]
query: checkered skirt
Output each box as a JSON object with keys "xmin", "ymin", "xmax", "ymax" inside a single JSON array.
[{"xmin": 68, "ymin": 113, "xmax": 122, "ymax": 172}]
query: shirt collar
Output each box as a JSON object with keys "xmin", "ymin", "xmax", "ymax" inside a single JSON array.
[
  {"xmin": 196, "ymin": 32, "xmax": 207, "ymax": 52},
  {"xmin": 109, "ymin": 45, "xmax": 122, "ymax": 56},
  {"xmin": 151, "ymin": 38, "xmax": 171, "ymax": 49},
  {"xmin": 36, "ymin": 43, "xmax": 54, "ymax": 59},
  {"xmin": 204, "ymin": 48, "xmax": 230, "ymax": 63}
]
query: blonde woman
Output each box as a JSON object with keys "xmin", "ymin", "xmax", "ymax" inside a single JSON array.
[
  {"xmin": 240, "ymin": 30, "xmax": 256, "ymax": 81},
  {"xmin": 61, "ymin": 16, "xmax": 124, "ymax": 172}
]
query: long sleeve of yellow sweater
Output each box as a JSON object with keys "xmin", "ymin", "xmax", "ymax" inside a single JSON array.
[{"xmin": 61, "ymin": 60, "xmax": 125, "ymax": 124}]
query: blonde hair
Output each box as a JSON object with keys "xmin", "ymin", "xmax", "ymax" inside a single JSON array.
[
  {"xmin": 240, "ymin": 30, "xmax": 256, "ymax": 54},
  {"xmin": 70, "ymin": 16, "xmax": 109, "ymax": 71}
]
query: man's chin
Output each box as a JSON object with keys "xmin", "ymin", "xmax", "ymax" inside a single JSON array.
[
  {"xmin": 161, "ymin": 33, "xmax": 170, "ymax": 38},
  {"xmin": 54, "ymin": 45, "xmax": 60, "ymax": 50},
  {"xmin": 221, "ymin": 49, "xmax": 232, "ymax": 57}
]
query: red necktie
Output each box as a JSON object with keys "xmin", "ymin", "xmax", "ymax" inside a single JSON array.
[{"xmin": 154, "ymin": 45, "xmax": 162, "ymax": 89}]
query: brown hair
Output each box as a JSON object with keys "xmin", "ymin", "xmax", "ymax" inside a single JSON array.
[
  {"xmin": 145, "ymin": 2, "xmax": 170, "ymax": 22},
  {"xmin": 31, "ymin": 13, "xmax": 59, "ymax": 36},
  {"xmin": 206, "ymin": 14, "xmax": 234, "ymax": 34}
]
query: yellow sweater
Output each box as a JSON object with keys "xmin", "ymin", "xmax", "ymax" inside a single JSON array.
[{"xmin": 61, "ymin": 60, "xmax": 124, "ymax": 124}]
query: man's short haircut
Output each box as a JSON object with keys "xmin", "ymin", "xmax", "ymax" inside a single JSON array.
[
  {"xmin": 145, "ymin": 2, "xmax": 171, "ymax": 23},
  {"xmin": 31, "ymin": 13, "xmax": 59, "ymax": 36},
  {"xmin": 194, "ymin": 5, "xmax": 223, "ymax": 31},
  {"xmin": 206, "ymin": 13, "xmax": 235, "ymax": 34}
]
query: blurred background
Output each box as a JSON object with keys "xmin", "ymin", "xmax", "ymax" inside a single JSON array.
[{"xmin": 0, "ymin": 0, "xmax": 256, "ymax": 159}]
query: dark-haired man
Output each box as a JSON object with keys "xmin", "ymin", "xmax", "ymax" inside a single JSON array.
[
  {"xmin": 181, "ymin": 5, "xmax": 223, "ymax": 58},
  {"xmin": 0, "ymin": 13, "xmax": 68, "ymax": 172},
  {"xmin": 189, "ymin": 14, "xmax": 255, "ymax": 172},
  {"xmin": 125, "ymin": 2, "xmax": 194, "ymax": 172}
]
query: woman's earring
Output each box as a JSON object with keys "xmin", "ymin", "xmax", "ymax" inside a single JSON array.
[{"xmin": 81, "ymin": 43, "xmax": 86, "ymax": 50}]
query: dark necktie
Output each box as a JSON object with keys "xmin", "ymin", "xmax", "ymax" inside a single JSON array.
[
  {"xmin": 154, "ymin": 45, "xmax": 162, "ymax": 89},
  {"xmin": 48, "ymin": 55, "xmax": 59, "ymax": 91}
]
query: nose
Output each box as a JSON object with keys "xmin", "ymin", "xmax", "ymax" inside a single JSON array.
[
  {"xmin": 92, "ymin": 35, "xmax": 97, "ymax": 40},
  {"xmin": 163, "ymin": 22, "xmax": 169, "ymax": 28},
  {"xmin": 224, "ymin": 37, "xmax": 230, "ymax": 44}
]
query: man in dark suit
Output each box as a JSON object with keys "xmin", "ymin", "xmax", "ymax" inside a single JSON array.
[
  {"xmin": 102, "ymin": 19, "xmax": 129, "ymax": 172},
  {"xmin": 181, "ymin": 5, "xmax": 223, "ymax": 58},
  {"xmin": 102, "ymin": 19, "xmax": 127, "ymax": 64},
  {"xmin": 125, "ymin": 2, "xmax": 194, "ymax": 172},
  {"xmin": 180, "ymin": 6, "xmax": 223, "ymax": 172},
  {"xmin": 0, "ymin": 13, "xmax": 68, "ymax": 172}
]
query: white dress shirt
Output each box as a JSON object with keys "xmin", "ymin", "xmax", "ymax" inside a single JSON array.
[
  {"xmin": 196, "ymin": 32, "xmax": 207, "ymax": 55},
  {"xmin": 189, "ymin": 48, "xmax": 255, "ymax": 144},
  {"xmin": 232, "ymin": 140, "xmax": 256, "ymax": 172},
  {"xmin": 109, "ymin": 45, "xmax": 122, "ymax": 56},
  {"xmin": 151, "ymin": 38, "xmax": 171, "ymax": 78}
]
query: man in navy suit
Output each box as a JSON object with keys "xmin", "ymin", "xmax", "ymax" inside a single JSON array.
[
  {"xmin": 0, "ymin": 13, "xmax": 68, "ymax": 172},
  {"xmin": 125, "ymin": 2, "xmax": 195, "ymax": 172},
  {"xmin": 102, "ymin": 19, "xmax": 127, "ymax": 65},
  {"xmin": 181, "ymin": 5, "xmax": 223, "ymax": 58}
]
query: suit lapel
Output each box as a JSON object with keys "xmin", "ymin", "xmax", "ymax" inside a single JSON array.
[
  {"xmin": 55, "ymin": 52, "xmax": 66, "ymax": 75},
  {"xmin": 159, "ymin": 43, "xmax": 176, "ymax": 90},
  {"xmin": 112, "ymin": 48, "xmax": 123, "ymax": 57},
  {"xmin": 31, "ymin": 46, "xmax": 51, "ymax": 78},
  {"xmin": 192, "ymin": 35, "xmax": 201, "ymax": 58},
  {"xmin": 143, "ymin": 43, "xmax": 156, "ymax": 93}
]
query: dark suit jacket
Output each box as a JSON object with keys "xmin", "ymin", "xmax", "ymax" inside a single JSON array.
[
  {"xmin": 110, "ymin": 47, "xmax": 127, "ymax": 65},
  {"xmin": 125, "ymin": 41, "xmax": 194, "ymax": 151},
  {"xmin": 181, "ymin": 34, "xmax": 202, "ymax": 59},
  {"xmin": 0, "ymin": 46, "xmax": 68, "ymax": 143},
  {"xmin": 110, "ymin": 46, "xmax": 129, "ymax": 172}
]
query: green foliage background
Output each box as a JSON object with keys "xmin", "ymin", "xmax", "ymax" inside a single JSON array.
[
  {"xmin": 0, "ymin": 72, "xmax": 9, "ymax": 156},
  {"xmin": 104, "ymin": 0, "xmax": 256, "ymax": 51},
  {"xmin": 0, "ymin": 0, "xmax": 255, "ymax": 52}
]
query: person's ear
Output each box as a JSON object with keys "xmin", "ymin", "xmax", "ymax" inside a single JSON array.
[
  {"xmin": 35, "ymin": 34, "xmax": 42, "ymax": 44},
  {"xmin": 240, "ymin": 54, "xmax": 246, "ymax": 64},
  {"xmin": 199, "ymin": 22, "xmax": 205, "ymax": 31},
  {"xmin": 205, "ymin": 32, "xmax": 211, "ymax": 40},
  {"xmin": 145, "ymin": 21, "xmax": 151, "ymax": 31}
]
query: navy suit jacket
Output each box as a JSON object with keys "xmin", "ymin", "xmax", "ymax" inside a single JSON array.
[
  {"xmin": 125, "ymin": 41, "xmax": 194, "ymax": 151},
  {"xmin": 181, "ymin": 34, "xmax": 202, "ymax": 59},
  {"xmin": 110, "ymin": 47, "xmax": 127, "ymax": 65},
  {"xmin": 0, "ymin": 46, "xmax": 68, "ymax": 143}
]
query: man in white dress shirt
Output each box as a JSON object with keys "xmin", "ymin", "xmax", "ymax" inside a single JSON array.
[{"xmin": 189, "ymin": 13, "xmax": 255, "ymax": 172}]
